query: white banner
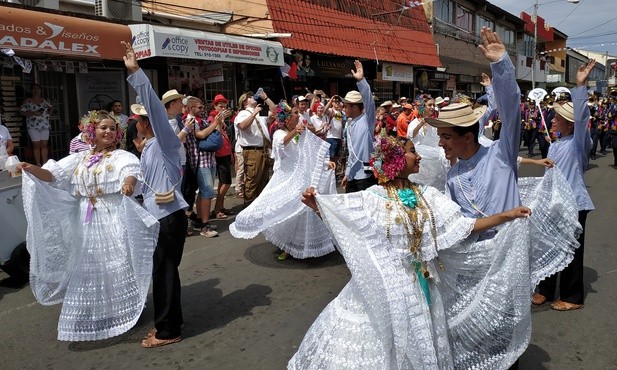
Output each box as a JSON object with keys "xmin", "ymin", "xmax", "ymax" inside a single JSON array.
[
  {"xmin": 382, "ymin": 62, "xmax": 414, "ymax": 82},
  {"xmin": 129, "ymin": 24, "xmax": 284, "ymax": 67},
  {"xmin": 75, "ymin": 71, "xmax": 127, "ymax": 116}
]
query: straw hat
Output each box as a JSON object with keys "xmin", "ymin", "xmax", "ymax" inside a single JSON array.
[
  {"xmin": 425, "ymin": 103, "xmax": 487, "ymax": 128},
  {"xmin": 554, "ymin": 102, "xmax": 575, "ymax": 123},
  {"xmin": 435, "ymin": 97, "xmax": 445, "ymax": 105},
  {"xmin": 392, "ymin": 103, "xmax": 401, "ymax": 108},
  {"xmin": 380, "ymin": 100, "xmax": 393, "ymax": 107},
  {"xmin": 161, "ymin": 89, "xmax": 184, "ymax": 105},
  {"xmin": 238, "ymin": 91, "xmax": 254, "ymax": 108},
  {"xmin": 342, "ymin": 91, "xmax": 363, "ymax": 104},
  {"xmin": 130, "ymin": 103, "xmax": 148, "ymax": 116}
]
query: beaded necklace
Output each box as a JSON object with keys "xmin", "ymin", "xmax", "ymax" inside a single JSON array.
[
  {"xmin": 384, "ymin": 180, "xmax": 440, "ymax": 305},
  {"xmin": 78, "ymin": 146, "xmax": 114, "ymax": 223}
]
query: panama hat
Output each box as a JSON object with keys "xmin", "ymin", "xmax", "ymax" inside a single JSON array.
[
  {"xmin": 130, "ymin": 103, "xmax": 148, "ymax": 116},
  {"xmin": 554, "ymin": 101, "xmax": 575, "ymax": 123},
  {"xmin": 380, "ymin": 100, "xmax": 393, "ymax": 107},
  {"xmin": 435, "ymin": 97, "xmax": 445, "ymax": 105},
  {"xmin": 425, "ymin": 103, "xmax": 487, "ymax": 128},
  {"xmin": 161, "ymin": 89, "xmax": 184, "ymax": 105},
  {"xmin": 392, "ymin": 103, "xmax": 401, "ymax": 108},
  {"xmin": 342, "ymin": 91, "xmax": 363, "ymax": 104}
]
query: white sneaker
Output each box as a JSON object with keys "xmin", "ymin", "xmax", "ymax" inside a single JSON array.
[{"xmin": 200, "ymin": 225, "xmax": 219, "ymax": 238}]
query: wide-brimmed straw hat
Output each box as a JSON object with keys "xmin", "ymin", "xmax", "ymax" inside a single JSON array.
[
  {"xmin": 380, "ymin": 100, "xmax": 393, "ymax": 107},
  {"xmin": 342, "ymin": 91, "xmax": 363, "ymax": 104},
  {"xmin": 130, "ymin": 103, "xmax": 148, "ymax": 116},
  {"xmin": 435, "ymin": 97, "xmax": 445, "ymax": 105},
  {"xmin": 554, "ymin": 101, "xmax": 575, "ymax": 123},
  {"xmin": 161, "ymin": 89, "xmax": 184, "ymax": 105},
  {"xmin": 425, "ymin": 103, "xmax": 487, "ymax": 128}
]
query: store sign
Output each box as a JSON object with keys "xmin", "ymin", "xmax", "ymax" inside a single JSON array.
[
  {"xmin": 546, "ymin": 74, "xmax": 562, "ymax": 83},
  {"xmin": 75, "ymin": 71, "xmax": 126, "ymax": 116},
  {"xmin": 382, "ymin": 62, "xmax": 414, "ymax": 82},
  {"xmin": 202, "ymin": 63, "xmax": 225, "ymax": 84},
  {"xmin": 129, "ymin": 24, "xmax": 284, "ymax": 67},
  {"xmin": 0, "ymin": 6, "xmax": 131, "ymax": 60}
]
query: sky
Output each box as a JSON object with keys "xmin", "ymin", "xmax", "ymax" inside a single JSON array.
[{"xmin": 494, "ymin": 0, "xmax": 617, "ymax": 57}]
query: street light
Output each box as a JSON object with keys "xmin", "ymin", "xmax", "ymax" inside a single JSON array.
[{"xmin": 531, "ymin": 0, "xmax": 580, "ymax": 89}]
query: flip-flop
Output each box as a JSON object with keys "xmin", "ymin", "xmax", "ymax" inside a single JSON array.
[{"xmin": 141, "ymin": 335, "xmax": 182, "ymax": 348}]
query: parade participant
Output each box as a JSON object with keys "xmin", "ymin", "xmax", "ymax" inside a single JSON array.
[
  {"xmin": 123, "ymin": 41, "xmax": 190, "ymax": 347},
  {"xmin": 289, "ymin": 132, "xmax": 579, "ymax": 369},
  {"xmin": 230, "ymin": 102, "xmax": 336, "ymax": 260},
  {"xmin": 532, "ymin": 60, "xmax": 596, "ymax": 311},
  {"xmin": 234, "ymin": 90, "xmax": 277, "ymax": 205},
  {"xmin": 427, "ymin": 27, "xmax": 522, "ymax": 240},
  {"xmin": 18, "ymin": 110, "xmax": 159, "ymax": 341},
  {"xmin": 341, "ymin": 60, "xmax": 377, "ymax": 193},
  {"xmin": 20, "ymin": 84, "xmax": 54, "ymax": 166}
]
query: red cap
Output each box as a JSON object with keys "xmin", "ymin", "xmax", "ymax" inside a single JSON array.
[{"xmin": 212, "ymin": 94, "xmax": 228, "ymax": 105}]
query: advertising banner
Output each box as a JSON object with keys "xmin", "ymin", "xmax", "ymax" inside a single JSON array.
[{"xmin": 129, "ymin": 24, "xmax": 284, "ymax": 67}]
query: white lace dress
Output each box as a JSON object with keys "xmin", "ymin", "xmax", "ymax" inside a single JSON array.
[
  {"xmin": 22, "ymin": 150, "xmax": 159, "ymax": 341},
  {"xmin": 289, "ymin": 171, "xmax": 580, "ymax": 369},
  {"xmin": 230, "ymin": 130, "xmax": 336, "ymax": 258}
]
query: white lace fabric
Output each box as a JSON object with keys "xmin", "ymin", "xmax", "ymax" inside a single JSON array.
[
  {"xmin": 289, "ymin": 172, "xmax": 580, "ymax": 369},
  {"xmin": 22, "ymin": 150, "xmax": 159, "ymax": 341},
  {"xmin": 230, "ymin": 130, "xmax": 336, "ymax": 258}
]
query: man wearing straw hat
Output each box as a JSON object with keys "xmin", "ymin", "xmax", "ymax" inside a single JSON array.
[
  {"xmin": 532, "ymin": 60, "xmax": 596, "ymax": 311},
  {"xmin": 425, "ymin": 27, "xmax": 522, "ymax": 241},
  {"xmin": 341, "ymin": 60, "xmax": 376, "ymax": 192},
  {"xmin": 122, "ymin": 41, "xmax": 188, "ymax": 348}
]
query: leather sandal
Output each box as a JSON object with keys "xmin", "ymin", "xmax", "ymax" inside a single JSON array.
[
  {"xmin": 531, "ymin": 293, "xmax": 547, "ymax": 305},
  {"xmin": 215, "ymin": 212, "xmax": 228, "ymax": 219},
  {"xmin": 143, "ymin": 328, "xmax": 157, "ymax": 340},
  {"xmin": 141, "ymin": 335, "xmax": 182, "ymax": 348},
  {"xmin": 551, "ymin": 300, "xmax": 584, "ymax": 311}
]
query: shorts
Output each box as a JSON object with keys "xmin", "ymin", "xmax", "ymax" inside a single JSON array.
[
  {"xmin": 215, "ymin": 155, "xmax": 232, "ymax": 185},
  {"xmin": 28, "ymin": 128, "xmax": 50, "ymax": 142},
  {"xmin": 197, "ymin": 166, "xmax": 216, "ymax": 199},
  {"xmin": 326, "ymin": 138, "xmax": 341, "ymax": 158}
]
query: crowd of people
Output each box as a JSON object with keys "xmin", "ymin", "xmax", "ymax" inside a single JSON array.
[{"xmin": 8, "ymin": 27, "xmax": 612, "ymax": 369}]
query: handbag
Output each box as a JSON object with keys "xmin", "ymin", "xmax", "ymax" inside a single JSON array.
[{"xmin": 198, "ymin": 130, "xmax": 223, "ymax": 152}]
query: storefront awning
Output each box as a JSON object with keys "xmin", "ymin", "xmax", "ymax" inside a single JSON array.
[
  {"xmin": 129, "ymin": 24, "xmax": 284, "ymax": 67},
  {"xmin": 0, "ymin": 5, "xmax": 131, "ymax": 60}
]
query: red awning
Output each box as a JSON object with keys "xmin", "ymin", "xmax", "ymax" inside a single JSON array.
[{"xmin": 266, "ymin": 0, "xmax": 440, "ymax": 67}]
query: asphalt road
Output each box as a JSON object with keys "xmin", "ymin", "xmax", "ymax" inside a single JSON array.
[{"xmin": 0, "ymin": 148, "xmax": 615, "ymax": 370}]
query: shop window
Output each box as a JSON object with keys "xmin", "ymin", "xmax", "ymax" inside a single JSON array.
[
  {"xmin": 496, "ymin": 24, "xmax": 516, "ymax": 47},
  {"xmin": 476, "ymin": 15, "xmax": 494, "ymax": 34},
  {"xmin": 372, "ymin": 80, "xmax": 394, "ymax": 103},
  {"xmin": 36, "ymin": 72, "xmax": 67, "ymax": 160}
]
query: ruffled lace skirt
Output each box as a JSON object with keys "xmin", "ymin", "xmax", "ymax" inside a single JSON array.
[
  {"xmin": 230, "ymin": 132, "xmax": 336, "ymax": 258},
  {"xmin": 22, "ymin": 173, "xmax": 159, "ymax": 341}
]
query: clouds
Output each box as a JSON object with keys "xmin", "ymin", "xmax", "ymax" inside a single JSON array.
[{"xmin": 496, "ymin": 0, "xmax": 617, "ymax": 55}]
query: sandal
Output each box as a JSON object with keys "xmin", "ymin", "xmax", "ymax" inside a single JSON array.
[
  {"xmin": 141, "ymin": 335, "xmax": 182, "ymax": 348},
  {"xmin": 278, "ymin": 251, "xmax": 289, "ymax": 261},
  {"xmin": 216, "ymin": 212, "xmax": 228, "ymax": 219},
  {"xmin": 531, "ymin": 293, "xmax": 547, "ymax": 305},
  {"xmin": 143, "ymin": 328, "xmax": 157, "ymax": 340},
  {"xmin": 550, "ymin": 300, "xmax": 584, "ymax": 311}
]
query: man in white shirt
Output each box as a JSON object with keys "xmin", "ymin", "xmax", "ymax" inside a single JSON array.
[{"xmin": 234, "ymin": 90, "xmax": 277, "ymax": 204}]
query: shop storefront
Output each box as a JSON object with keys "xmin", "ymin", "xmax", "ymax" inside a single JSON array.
[{"xmin": 0, "ymin": 5, "xmax": 131, "ymax": 159}]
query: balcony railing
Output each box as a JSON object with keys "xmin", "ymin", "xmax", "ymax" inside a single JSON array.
[{"xmin": 434, "ymin": 19, "xmax": 517, "ymax": 54}]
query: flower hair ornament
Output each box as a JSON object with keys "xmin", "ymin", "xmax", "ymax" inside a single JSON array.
[
  {"xmin": 275, "ymin": 101, "xmax": 293, "ymax": 129},
  {"xmin": 80, "ymin": 110, "xmax": 122, "ymax": 145},
  {"xmin": 369, "ymin": 129, "xmax": 407, "ymax": 184}
]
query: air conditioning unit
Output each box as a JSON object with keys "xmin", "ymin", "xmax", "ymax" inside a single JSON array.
[
  {"xmin": 7, "ymin": 0, "xmax": 59, "ymax": 10},
  {"xmin": 95, "ymin": 0, "xmax": 142, "ymax": 21}
]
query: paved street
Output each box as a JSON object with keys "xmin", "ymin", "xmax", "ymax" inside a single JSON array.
[{"xmin": 0, "ymin": 149, "xmax": 616, "ymax": 370}]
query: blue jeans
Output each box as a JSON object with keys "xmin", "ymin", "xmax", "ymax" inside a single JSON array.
[{"xmin": 197, "ymin": 166, "xmax": 216, "ymax": 199}]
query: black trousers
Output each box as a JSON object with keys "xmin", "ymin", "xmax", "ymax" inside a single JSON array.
[
  {"xmin": 538, "ymin": 210, "xmax": 588, "ymax": 304},
  {"xmin": 181, "ymin": 164, "xmax": 198, "ymax": 212},
  {"xmin": 153, "ymin": 209, "xmax": 188, "ymax": 339},
  {"xmin": 345, "ymin": 176, "xmax": 377, "ymax": 193}
]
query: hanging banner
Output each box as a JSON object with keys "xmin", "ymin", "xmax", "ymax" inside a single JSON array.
[
  {"xmin": 129, "ymin": 24, "xmax": 284, "ymax": 67},
  {"xmin": 65, "ymin": 61, "xmax": 74, "ymax": 74},
  {"xmin": 51, "ymin": 60, "xmax": 63, "ymax": 72},
  {"xmin": 79, "ymin": 62, "xmax": 88, "ymax": 74}
]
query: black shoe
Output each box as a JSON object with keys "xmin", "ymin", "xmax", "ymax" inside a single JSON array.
[{"xmin": 193, "ymin": 220, "xmax": 204, "ymax": 231}]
